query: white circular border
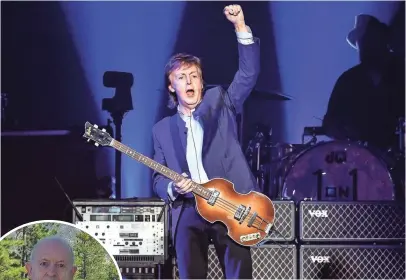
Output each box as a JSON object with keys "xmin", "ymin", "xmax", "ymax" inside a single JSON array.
[{"xmin": 0, "ymin": 219, "xmax": 123, "ymax": 280}]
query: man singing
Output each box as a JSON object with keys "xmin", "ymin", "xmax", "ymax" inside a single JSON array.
[{"xmin": 152, "ymin": 4, "xmax": 260, "ymax": 279}]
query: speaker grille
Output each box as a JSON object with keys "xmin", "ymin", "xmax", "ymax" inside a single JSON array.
[
  {"xmin": 300, "ymin": 244, "xmax": 405, "ymax": 279},
  {"xmin": 265, "ymin": 200, "xmax": 295, "ymax": 242},
  {"xmin": 172, "ymin": 244, "xmax": 297, "ymax": 279},
  {"xmin": 300, "ymin": 201, "xmax": 405, "ymax": 241}
]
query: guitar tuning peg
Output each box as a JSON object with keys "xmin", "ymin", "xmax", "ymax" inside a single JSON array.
[
  {"xmin": 87, "ymin": 139, "xmax": 91, "ymax": 142},
  {"xmin": 102, "ymin": 128, "xmax": 106, "ymax": 132},
  {"xmin": 95, "ymin": 143, "xmax": 99, "ymax": 147},
  {"xmin": 94, "ymin": 124, "xmax": 98, "ymax": 128}
]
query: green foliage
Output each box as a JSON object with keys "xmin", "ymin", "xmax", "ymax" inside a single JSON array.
[
  {"xmin": 0, "ymin": 223, "xmax": 120, "ymax": 279},
  {"xmin": 15, "ymin": 222, "xmax": 60, "ymax": 263},
  {"xmin": 73, "ymin": 231, "xmax": 120, "ymax": 280},
  {"xmin": 0, "ymin": 223, "xmax": 60, "ymax": 279},
  {"xmin": 0, "ymin": 239, "xmax": 26, "ymax": 280}
]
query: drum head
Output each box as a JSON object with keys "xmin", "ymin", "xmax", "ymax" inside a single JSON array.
[{"xmin": 281, "ymin": 141, "xmax": 395, "ymax": 202}]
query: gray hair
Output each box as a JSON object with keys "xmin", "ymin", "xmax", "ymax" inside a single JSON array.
[{"xmin": 30, "ymin": 236, "xmax": 75, "ymax": 265}]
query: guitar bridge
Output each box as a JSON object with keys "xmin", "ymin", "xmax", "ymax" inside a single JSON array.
[
  {"xmin": 207, "ymin": 190, "xmax": 220, "ymax": 206},
  {"xmin": 247, "ymin": 212, "xmax": 257, "ymax": 227},
  {"xmin": 239, "ymin": 206, "xmax": 251, "ymax": 224},
  {"xmin": 234, "ymin": 205, "xmax": 246, "ymax": 220},
  {"xmin": 234, "ymin": 204, "xmax": 251, "ymax": 222}
]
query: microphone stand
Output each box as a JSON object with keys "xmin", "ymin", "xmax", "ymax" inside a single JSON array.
[
  {"xmin": 102, "ymin": 71, "xmax": 134, "ymax": 199},
  {"xmin": 111, "ymin": 111, "xmax": 125, "ymax": 200}
]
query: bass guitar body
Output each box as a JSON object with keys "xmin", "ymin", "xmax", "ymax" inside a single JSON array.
[{"xmin": 193, "ymin": 178, "xmax": 275, "ymax": 247}]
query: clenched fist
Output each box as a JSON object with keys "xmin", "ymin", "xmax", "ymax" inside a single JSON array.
[{"xmin": 223, "ymin": 4, "xmax": 246, "ymax": 31}]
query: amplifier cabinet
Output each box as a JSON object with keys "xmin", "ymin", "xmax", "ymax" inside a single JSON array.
[
  {"xmin": 172, "ymin": 244, "xmax": 297, "ymax": 279},
  {"xmin": 265, "ymin": 200, "xmax": 295, "ymax": 242},
  {"xmin": 72, "ymin": 198, "xmax": 168, "ymax": 224},
  {"xmin": 300, "ymin": 244, "xmax": 405, "ymax": 279},
  {"xmin": 72, "ymin": 198, "xmax": 169, "ymax": 264},
  {"xmin": 119, "ymin": 263, "xmax": 159, "ymax": 280},
  {"xmin": 299, "ymin": 201, "xmax": 405, "ymax": 242}
]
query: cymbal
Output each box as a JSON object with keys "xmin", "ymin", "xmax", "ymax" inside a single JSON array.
[{"xmin": 205, "ymin": 84, "xmax": 292, "ymax": 101}]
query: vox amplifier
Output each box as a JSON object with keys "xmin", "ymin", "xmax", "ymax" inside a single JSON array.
[
  {"xmin": 264, "ymin": 200, "xmax": 295, "ymax": 242},
  {"xmin": 172, "ymin": 244, "xmax": 297, "ymax": 279},
  {"xmin": 299, "ymin": 201, "xmax": 405, "ymax": 242},
  {"xmin": 300, "ymin": 244, "xmax": 405, "ymax": 279}
]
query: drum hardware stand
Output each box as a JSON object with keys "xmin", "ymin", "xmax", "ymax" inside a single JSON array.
[
  {"xmin": 393, "ymin": 117, "xmax": 405, "ymax": 202},
  {"xmin": 395, "ymin": 117, "xmax": 405, "ymax": 155},
  {"xmin": 255, "ymin": 157, "xmax": 266, "ymax": 193},
  {"xmin": 255, "ymin": 141, "xmax": 269, "ymax": 194},
  {"xmin": 1, "ymin": 92, "xmax": 16, "ymax": 130},
  {"xmin": 1, "ymin": 93, "xmax": 8, "ymax": 127},
  {"xmin": 101, "ymin": 71, "xmax": 134, "ymax": 199},
  {"xmin": 245, "ymin": 125, "xmax": 273, "ymax": 194},
  {"xmin": 252, "ymin": 132, "xmax": 266, "ymax": 193},
  {"xmin": 302, "ymin": 132, "xmax": 317, "ymax": 145},
  {"xmin": 302, "ymin": 126, "xmax": 325, "ymax": 145}
]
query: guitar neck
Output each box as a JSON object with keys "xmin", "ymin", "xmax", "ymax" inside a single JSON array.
[{"xmin": 110, "ymin": 139, "xmax": 211, "ymax": 199}]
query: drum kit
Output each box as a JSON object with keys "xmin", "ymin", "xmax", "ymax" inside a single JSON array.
[{"xmin": 242, "ymin": 90, "xmax": 405, "ymax": 204}]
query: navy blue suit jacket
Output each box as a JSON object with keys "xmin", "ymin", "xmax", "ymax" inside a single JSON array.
[{"xmin": 152, "ymin": 38, "xmax": 261, "ymax": 242}]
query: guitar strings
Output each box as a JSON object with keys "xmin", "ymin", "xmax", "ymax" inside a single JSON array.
[
  {"xmin": 112, "ymin": 141, "xmax": 270, "ymax": 231},
  {"xmin": 209, "ymin": 198, "xmax": 267, "ymax": 229},
  {"xmin": 186, "ymin": 182, "xmax": 272, "ymax": 230},
  {"xmin": 187, "ymin": 184, "xmax": 269, "ymax": 230},
  {"xmin": 190, "ymin": 184, "xmax": 271, "ymax": 229},
  {"xmin": 187, "ymin": 182, "xmax": 272, "ymax": 228}
]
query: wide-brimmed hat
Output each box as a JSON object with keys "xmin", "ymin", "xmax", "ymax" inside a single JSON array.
[{"xmin": 346, "ymin": 14, "xmax": 389, "ymax": 49}]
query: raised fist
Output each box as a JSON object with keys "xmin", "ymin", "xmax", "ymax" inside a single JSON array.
[{"xmin": 223, "ymin": 4, "xmax": 245, "ymax": 26}]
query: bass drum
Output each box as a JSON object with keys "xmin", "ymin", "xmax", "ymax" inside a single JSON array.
[{"xmin": 281, "ymin": 141, "xmax": 396, "ymax": 202}]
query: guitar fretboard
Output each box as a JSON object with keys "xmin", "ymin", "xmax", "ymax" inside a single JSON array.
[{"xmin": 111, "ymin": 139, "xmax": 212, "ymax": 199}]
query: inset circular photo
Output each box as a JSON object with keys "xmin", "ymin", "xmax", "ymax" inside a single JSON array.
[{"xmin": 0, "ymin": 220, "xmax": 122, "ymax": 280}]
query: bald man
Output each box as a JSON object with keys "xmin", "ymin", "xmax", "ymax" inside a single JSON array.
[{"xmin": 25, "ymin": 236, "xmax": 77, "ymax": 280}]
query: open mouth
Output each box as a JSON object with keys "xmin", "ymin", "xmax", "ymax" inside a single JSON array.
[{"xmin": 186, "ymin": 89, "xmax": 195, "ymax": 96}]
